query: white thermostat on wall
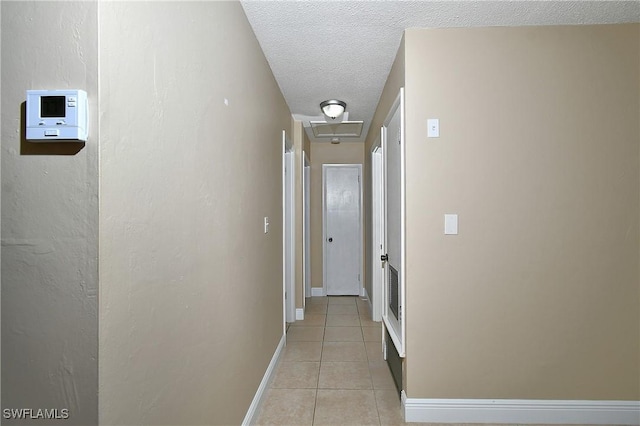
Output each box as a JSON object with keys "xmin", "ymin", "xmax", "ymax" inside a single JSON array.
[{"xmin": 26, "ymin": 89, "xmax": 88, "ymax": 142}]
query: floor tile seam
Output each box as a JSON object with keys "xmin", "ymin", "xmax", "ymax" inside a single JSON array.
[
  {"xmin": 315, "ymin": 386, "xmax": 374, "ymax": 390},
  {"xmin": 366, "ymin": 355, "xmax": 379, "ymax": 362},
  {"xmin": 311, "ymin": 387, "xmax": 319, "ymax": 426},
  {"xmin": 290, "ymin": 325, "xmax": 326, "ymax": 327},
  {"xmin": 327, "ymin": 314, "xmax": 362, "ymax": 320},
  {"xmin": 371, "ymin": 387, "xmax": 384, "ymax": 426},
  {"xmin": 269, "ymin": 386, "xmax": 320, "ymax": 390},
  {"xmin": 326, "ymin": 325, "xmax": 363, "ymax": 328},
  {"xmin": 314, "ymin": 389, "xmax": 381, "ymax": 426},
  {"xmin": 289, "ymin": 324, "xmax": 326, "ymax": 327},
  {"xmin": 318, "ymin": 361, "xmax": 375, "ymax": 389},
  {"xmin": 324, "ymin": 324, "xmax": 361, "ymax": 326}
]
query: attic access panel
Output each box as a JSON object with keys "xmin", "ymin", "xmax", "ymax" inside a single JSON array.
[{"xmin": 309, "ymin": 121, "xmax": 363, "ymax": 138}]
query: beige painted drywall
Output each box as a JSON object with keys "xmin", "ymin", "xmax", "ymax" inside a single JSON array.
[
  {"xmin": 98, "ymin": 2, "xmax": 290, "ymax": 425},
  {"xmin": 363, "ymin": 35, "xmax": 405, "ymax": 306},
  {"xmin": 310, "ymin": 142, "xmax": 365, "ymax": 293},
  {"xmin": 403, "ymin": 24, "xmax": 640, "ymax": 400},
  {"xmin": 304, "ymin": 130, "xmax": 312, "ymax": 160},
  {"xmin": 1, "ymin": 1, "xmax": 99, "ymax": 424},
  {"xmin": 1, "ymin": 2, "xmax": 99, "ymax": 425}
]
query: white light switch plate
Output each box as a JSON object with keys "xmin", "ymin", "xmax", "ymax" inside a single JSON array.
[
  {"xmin": 264, "ymin": 217, "xmax": 270, "ymax": 234},
  {"xmin": 444, "ymin": 214, "xmax": 458, "ymax": 235},
  {"xmin": 427, "ymin": 118, "xmax": 439, "ymax": 138}
]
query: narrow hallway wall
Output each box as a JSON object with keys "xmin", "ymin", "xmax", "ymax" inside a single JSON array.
[
  {"xmin": 1, "ymin": 2, "xmax": 99, "ymax": 424},
  {"xmin": 404, "ymin": 24, "xmax": 639, "ymax": 400},
  {"xmin": 99, "ymin": 2, "xmax": 291, "ymax": 424}
]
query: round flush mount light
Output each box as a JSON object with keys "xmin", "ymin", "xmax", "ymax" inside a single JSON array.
[
  {"xmin": 320, "ymin": 100, "xmax": 346, "ymax": 120},
  {"xmin": 330, "ymin": 138, "xmax": 340, "ymax": 144}
]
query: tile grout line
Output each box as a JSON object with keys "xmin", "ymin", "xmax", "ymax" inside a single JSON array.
[
  {"xmin": 302, "ymin": 297, "xmax": 387, "ymax": 425},
  {"xmin": 313, "ymin": 302, "xmax": 328, "ymax": 425},
  {"xmin": 313, "ymin": 307, "xmax": 327, "ymax": 425},
  {"xmin": 363, "ymin": 320, "xmax": 383, "ymax": 426}
]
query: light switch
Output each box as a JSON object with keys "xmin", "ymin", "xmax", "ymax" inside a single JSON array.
[
  {"xmin": 444, "ymin": 214, "xmax": 458, "ymax": 235},
  {"xmin": 264, "ymin": 217, "xmax": 270, "ymax": 234},
  {"xmin": 427, "ymin": 118, "xmax": 439, "ymax": 138}
]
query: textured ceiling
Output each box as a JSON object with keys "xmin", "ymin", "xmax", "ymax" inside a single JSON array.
[{"xmin": 241, "ymin": 1, "xmax": 640, "ymax": 143}]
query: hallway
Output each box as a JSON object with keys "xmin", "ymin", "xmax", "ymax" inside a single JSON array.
[{"xmin": 255, "ymin": 296, "xmax": 405, "ymax": 425}]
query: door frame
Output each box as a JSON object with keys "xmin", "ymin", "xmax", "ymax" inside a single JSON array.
[
  {"xmin": 371, "ymin": 132, "xmax": 384, "ymax": 322},
  {"xmin": 283, "ymin": 131, "xmax": 295, "ymax": 324},
  {"xmin": 303, "ymin": 152, "xmax": 311, "ymax": 301},
  {"xmin": 381, "ymin": 88, "xmax": 406, "ymax": 357},
  {"xmin": 322, "ymin": 164, "xmax": 363, "ymax": 296}
]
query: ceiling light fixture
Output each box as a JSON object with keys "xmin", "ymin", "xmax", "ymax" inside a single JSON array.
[
  {"xmin": 330, "ymin": 138, "xmax": 340, "ymax": 144},
  {"xmin": 320, "ymin": 100, "xmax": 346, "ymax": 120}
]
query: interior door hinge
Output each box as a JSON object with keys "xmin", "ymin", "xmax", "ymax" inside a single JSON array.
[
  {"xmin": 358, "ymin": 274, "xmax": 360, "ymax": 281},
  {"xmin": 399, "ymin": 306, "xmax": 402, "ymax": 322},
  {"xmin": 358, "ymin": 175, "xmax": 360, "ymax": 183}
]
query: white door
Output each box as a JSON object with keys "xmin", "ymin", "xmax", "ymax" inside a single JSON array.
[
  {"xmin": 323, "ymin": 164, "xmax": 362, "ymax": 296},
  {"xmin": 382, "ymin": 89, "xmax": 405, "ymax": 357}
]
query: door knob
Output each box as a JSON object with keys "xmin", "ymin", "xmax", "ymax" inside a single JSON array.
[
  {"xmin": 328, "ymin": 237, "xmax": 333, "ymax": 242},
  {"xmin": 381, "ymin": 254, "xmax": 388, "ymax": 261}
]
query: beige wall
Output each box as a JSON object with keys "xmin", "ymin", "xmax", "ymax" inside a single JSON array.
[
  {"xmin": 1, "ymin": 2, "xmax": 99, "ymax": 424},
  {"xmin": 363, "ymin": 36, "xmax": 406, "ymax": 303},
  {"xmin": 304, "ymin": 130, "xmax": 312, "ymax": 160},
  {"xmin": 99, "ymin": 2, "xmax": 290, "ymax": 424},
  {"xmin": 310, "ymin": 142, "xmax": 365, "ymax": 292},
  {"xmin": 404, "ymin": 24, "xmax": 639, "ymax": 400}
]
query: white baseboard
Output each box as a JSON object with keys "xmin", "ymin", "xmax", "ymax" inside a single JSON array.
[
  {"xmin": 311, "ymin": 287, "xmax": 324, "ymax": 297},
  {"xmin": 242, "ymin": 334, "xmax": 286, "ymax": 426},
  {"xmin": 362, "ymin": 286, "xmax": 374, "ymax": 312},
  {"xmin": 295, "ymin": 308, "xmax": 304, "ymax": 320},
  {"xmin": 401, "ymin": 392, "xmax": 640, "ymax": 425}
]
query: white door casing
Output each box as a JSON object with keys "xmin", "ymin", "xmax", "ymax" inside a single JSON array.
[
  {"xmin": 371, "ymin": 134, "xmax": 384, "ymax": 322},
  {"xmin": 382, "ymin": 88, "xmax": 406, "ymax": 357},
  {"xmin": 283, "ymin": 134, "xmax": 295, "ymax": 323},
  {"xmin": 323, "ymin": 164, "xmax": 363, "ymax": 296},
  {"xmin": 303, "ymin": 154, "xmax": 311, "ymax": 299}
]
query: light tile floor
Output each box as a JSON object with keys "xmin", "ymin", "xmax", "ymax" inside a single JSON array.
[
  {"xmin": 254, "ymin": 296, "xmax": 610, "ymax": 426},
  {"xmin": 255, "ymin": 296, "xmax": 404, "ymax": 425}
]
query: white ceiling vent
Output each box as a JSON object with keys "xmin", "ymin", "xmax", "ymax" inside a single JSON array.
[{"xmin": 309, "ymin": 121, "xmax": 364, "ymax": 138}]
